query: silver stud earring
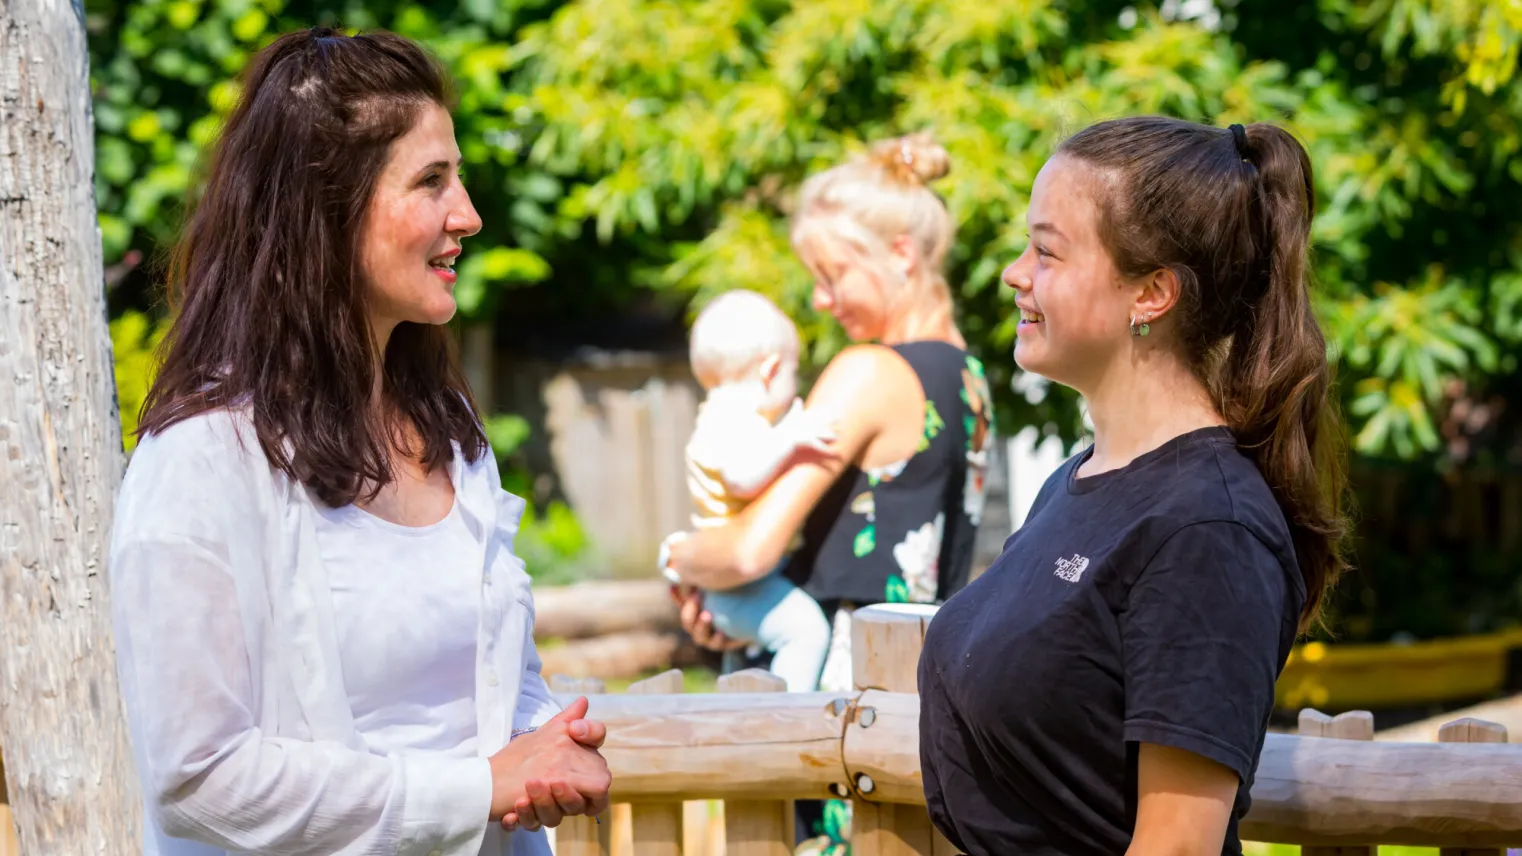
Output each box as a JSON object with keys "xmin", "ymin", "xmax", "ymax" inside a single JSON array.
[{"xmin": 1130, "ymin": 314, "xmax": 1151, "ymax": 337}]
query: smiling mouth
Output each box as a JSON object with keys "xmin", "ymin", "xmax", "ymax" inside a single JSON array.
[{"xmin": 1020, "ymin": 309, "xmax": 1045, "ymax": 323}]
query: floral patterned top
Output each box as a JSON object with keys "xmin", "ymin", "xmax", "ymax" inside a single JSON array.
[{"xmin": 784, "ymin": 341, "xmax": 996, "ymax": 607}]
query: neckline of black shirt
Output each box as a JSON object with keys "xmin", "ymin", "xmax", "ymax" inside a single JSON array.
[{"xmin": 1066, "ymin": 424, "xmax": 1236, "ymax": 496}]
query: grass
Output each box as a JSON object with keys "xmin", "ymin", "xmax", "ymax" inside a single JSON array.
[{"xmin": 1241, "ymin": 840, "xmax": 1430, "ymax": 846}]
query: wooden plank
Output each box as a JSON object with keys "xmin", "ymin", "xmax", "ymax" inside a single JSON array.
[
  {"xmin": 722, "ymin": 669, "xmax": 793, "ymax": 856},
  {"xmin": 549, "ymin": 675, "xmax": 611, "ymax": 856},
  {"xmin": 561, "ymin": 689, "xmax": 1522, "ymax": 844},
  {"xmin": 0, "ymin": 805, "xmax": 16, "ymax": 856},
  {"xmin": 1439, "ymin": 717, "xmax": 1509, "ymax": 856},
  {"xmin": 1298, "ymin": 710, "xmax": 1375, "ymax": 856},
  {"xmin": 849, "ymin": 606, "xmax": 945, "ymax": 856},
  {"xmin": 628, "ymin": 670, "xmax": 686, "ymax": 856},
  {"xmin": 552, "ymin": 692, "xmax": 848, "ymax": 802}
]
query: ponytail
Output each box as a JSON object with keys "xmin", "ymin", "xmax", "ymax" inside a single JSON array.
[
  {"xmin": 1060, "ymin": 117, "xmax": 1349, "ymax": 633},
  {"xmin": 1214, "ymin": 125, "xmax": 1349, "ymax": 633}
]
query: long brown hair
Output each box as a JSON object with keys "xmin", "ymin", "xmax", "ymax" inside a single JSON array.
[
  {"xmin": 139, "ymin": 28, "xmax": 486, "ymax": 507},
  {"xmin": 1059, "ymin": 116, "xmax": 1349, "ymax": 632}
]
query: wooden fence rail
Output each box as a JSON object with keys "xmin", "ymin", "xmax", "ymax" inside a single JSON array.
[{"xmin": 548, "ymin": 605, "xmax": 1522, "ymax": 854}]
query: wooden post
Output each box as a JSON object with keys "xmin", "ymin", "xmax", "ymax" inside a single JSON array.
[
  {"xmin": 1298, "ymin": 709, "xmax": 1375, "ymax": 856},
  {"xmin": 719, "ymin": 669, "xmax": 793, "ymax": 856},
  {"xmin": 550, "ymin": 675, "xmax": 611, "ymax": 856},
  {"xmin": 848, "ymin": 605, "xmax": 953, "ymax": 856},
  {"xmin": 1438, "ymin": 717, "xmax": 1509, "ymax": 856},
  {"xmin": 0, "ymin": 751, "xmax": 15, "ymax": 856},
  {"xmin": 626, "ymin": 670, "xmax": 686, "ymax": 856},
  {"xmin": 0, "ymin": 0, "xmax": 142, "ymax": 853}
]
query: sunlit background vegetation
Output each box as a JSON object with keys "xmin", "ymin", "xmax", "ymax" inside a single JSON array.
[{"xmin": 89, "ymin": 0, "xmax": 1522, "ymax": 642}]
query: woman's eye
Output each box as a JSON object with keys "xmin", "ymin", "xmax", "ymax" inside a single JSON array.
[{"xmin": 422, "ymin": 172, "xmax": 443, "ymax": 188}]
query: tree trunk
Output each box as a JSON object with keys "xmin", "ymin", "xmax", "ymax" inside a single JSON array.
[{"xmin": 0, "ymin": 0, "xmax": 142, "ymax": 852}]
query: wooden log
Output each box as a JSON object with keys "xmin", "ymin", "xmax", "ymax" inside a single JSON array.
[
  {"xmin": 0, "ymin": 1, "xmax": 142, "ymax": 852},
  {"xmin": 0, "ymin": 806, "xmax": 15, "ymax": 856},
  {"xmin": 564, "ymin": 691, "xmax": 851, "ymax": 802},
  {"xmin": 0, "ymin": 750, "xmax": 16, "ymax": 856},
  {"xmin": 553, "ymin": 687, "xmax": 1522, "ymax": 844},
  {"xmin": 848, "ymin": 605, "xmax": 949, "ymax": 856},
  {"xmin": 851, "ymin": 604, "xmax": 936, "ymax": 693},
  {"xmin": 1377, "ymin": 695, "xmax": 1522, "ymax": 744},
  {"xmin": 550, "ymin": 676, "xmax": 611, "ymax": 856},
  {"xmin": 720, "ymin": 669, "xmax": 793, "ymax": 856},
  {"xmin": 540, "ymin": 630, "xmax": 699, "ymax": 681},
  {"xmin": 534, "ymin": 579, "xmax": 681, "ymax": 641},
  {"xmin": 1438, "ymin": 718, "xmax": 1509, "ymax": 856},
  {"xmin": 1242, "ymin": 730, "xmax": 1522, "ymax": 845},
  {"xmin": 844, "ymin": 690, "xmax": 924, "ymax": 806},
  {"xmin": 835, "ymin": 691, "xmax": 1522, "ymax": 847},
  {"xmin": 627, "ymin": 670, "xmax": 688, "ymax": 856},
  {"xmin": 1298, "ymin": 710, "xmax": 1376, "ymax": 856}
]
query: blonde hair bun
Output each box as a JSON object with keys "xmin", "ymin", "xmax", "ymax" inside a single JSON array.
[{"xmin": 869, "ymin": 132, "xmax": 951, "ymax": 185}]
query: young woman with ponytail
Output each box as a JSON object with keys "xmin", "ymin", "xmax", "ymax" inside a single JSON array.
[{"xmin": 917, "ymin": 117, "xmax": 1348, "ymax": 856}]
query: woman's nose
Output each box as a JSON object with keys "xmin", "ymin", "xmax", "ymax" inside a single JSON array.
[
  {"xmin": 1002, "ymin": 251, "xmax": 1032, "ymax": 292},
  {"xmin": 449, "ymin": 188, "xmax": 483, "ymax": 238}
]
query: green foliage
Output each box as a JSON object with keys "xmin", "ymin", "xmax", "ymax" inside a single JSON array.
[
  {"xmin": 485, "ymin": 414, "xmax": 594, "ymax": 584},
  {"xmin": 506, "ymin": 0, "xmax": 1522, "ymax": 463},
  {"xmin": 87, "ymin": 0, "xmax": 564, "ymax": 319},
  {"xmin": 109, "ymin": 309, "xmax": 169, "ymax": 452},
  {"xmin": 91, "ymin": 0, "xmax": 1522, "ymax": 463}
]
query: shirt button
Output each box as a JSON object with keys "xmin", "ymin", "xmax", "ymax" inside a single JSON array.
[{"xmin": 486, "ymin": 673, "xmax": 499, "ymax": 687}]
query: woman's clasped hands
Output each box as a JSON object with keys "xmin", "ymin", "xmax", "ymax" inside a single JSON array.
[{"xmin": 490, "ymin": 696, "xmax": 612, "ymax": 832}]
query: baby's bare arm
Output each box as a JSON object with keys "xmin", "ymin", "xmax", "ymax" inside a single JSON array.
[{"xmin": 709, "ymin": 402, "xmax": 835, "ymax": 499}]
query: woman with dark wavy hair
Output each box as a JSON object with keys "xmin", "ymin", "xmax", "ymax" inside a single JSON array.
[{"xmin": 109, "ymin": 28, "xmax": 608, "ymax": 856}]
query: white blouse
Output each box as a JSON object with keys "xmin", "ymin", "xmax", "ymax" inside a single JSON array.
[
  {"xmin": 109, "ymin": 408, "xmax": 559, "ymax": 856},
  {"xmin": 316, "ymin": 495, "xmax": 482, "ymax": 759}
]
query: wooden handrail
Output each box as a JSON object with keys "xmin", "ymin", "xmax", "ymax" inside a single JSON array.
[{"xmin": 558, "ymin": 690, "xmax": 1522, "ymax": 846}]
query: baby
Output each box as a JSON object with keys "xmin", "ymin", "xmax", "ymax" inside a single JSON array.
[{"xmin": 661, "ymin": 289, "xmax": 833, "ymax": 692}]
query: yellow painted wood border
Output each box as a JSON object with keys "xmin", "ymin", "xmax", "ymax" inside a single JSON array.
[{"xmin": 1275, "ymin": 629, "xmax": 1522, "ymax": 711}]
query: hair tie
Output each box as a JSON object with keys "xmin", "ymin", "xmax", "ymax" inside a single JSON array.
[{"xmin": 1228, "ymin": 123, "xmax": 1248, "ymax": 158}]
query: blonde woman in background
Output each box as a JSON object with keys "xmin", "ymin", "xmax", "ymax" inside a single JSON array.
[{"xmin": 664, "ymin": 132, "xmax": 998, "ymax": 695}]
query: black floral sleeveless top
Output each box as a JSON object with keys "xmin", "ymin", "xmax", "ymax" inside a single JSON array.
[{"xmin": 784, "ymin": 341, "xmax": 996, "ymax": 607}]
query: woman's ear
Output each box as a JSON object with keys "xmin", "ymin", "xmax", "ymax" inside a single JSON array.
[
  {"xmin": 889, "ymin": 234, "xmax": 919, "ymax": 281},
  {"xmin": 1132, "ymin": 267, "xmax": 1182, "ymax": 331}
]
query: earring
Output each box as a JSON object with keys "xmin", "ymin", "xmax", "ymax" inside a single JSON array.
[{"xmin": 1130, "ymin": 314, "xmax": 1151, "ymax": 337}]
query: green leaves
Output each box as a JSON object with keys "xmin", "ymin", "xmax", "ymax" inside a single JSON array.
[
  {"xmin": 109, "ymin": 310, "xmax": 169, "ymax": 452},
  {"xmin": 88, "ymin": 0, "xmax": 1522, "ymax": 467},
  {"xmin": 1325, "ymin": 268, "xmax": 1497, "ymax": 457},
  {"xmin": 453, "ymin": 246, "xmax": 550, "ymax": 315}
]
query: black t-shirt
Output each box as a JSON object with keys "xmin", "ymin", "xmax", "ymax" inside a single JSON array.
[{"xmin": 918, "ymin": 426, "xmax": 1305, "ymax": 856}]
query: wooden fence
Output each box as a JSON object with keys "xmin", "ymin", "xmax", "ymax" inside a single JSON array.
[{"xmin": 547, "ymin": 605, "xmax": 1522, "ymax": 855}]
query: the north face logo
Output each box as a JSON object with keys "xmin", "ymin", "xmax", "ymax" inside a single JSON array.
[{"xmin": 1054, "ymin": 554, "xmax": 1090, "ymax": 582}]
